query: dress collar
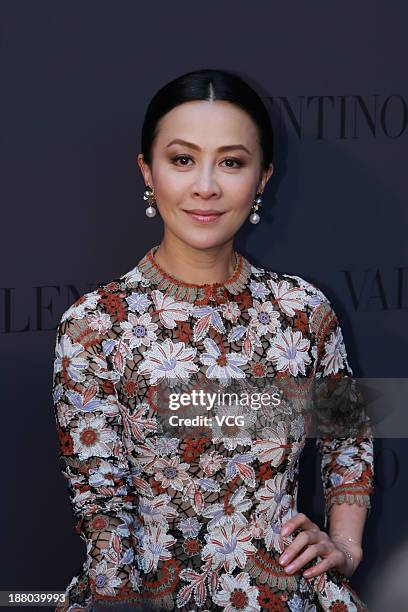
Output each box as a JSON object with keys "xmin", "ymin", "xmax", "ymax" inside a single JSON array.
[{"xmin": 136, "ymin": 245, "xmax": 252, "ymax": 305}]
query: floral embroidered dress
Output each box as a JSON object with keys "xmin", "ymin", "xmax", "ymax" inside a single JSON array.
[{"xmin": 52, "ymin": 245, "xmax": 374, "ymax": 612}]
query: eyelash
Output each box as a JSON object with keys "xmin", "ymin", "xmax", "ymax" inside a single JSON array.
[{"xmin": 170, "ymin": 155, "xmax": 244, "ymax": 168}]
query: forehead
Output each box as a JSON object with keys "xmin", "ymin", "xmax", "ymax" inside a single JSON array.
[{"xmin": 155, "ymin": 100, "xmax": 260, "ymax": 149}]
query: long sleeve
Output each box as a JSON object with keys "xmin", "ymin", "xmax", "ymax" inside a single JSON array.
[
  {"xmin": 52, "ymin": 294, "xmax": 141, "ymax": 611},
  {"xmin": 310, "ymin": 297, "xmax": 374, "ymax": 529}
]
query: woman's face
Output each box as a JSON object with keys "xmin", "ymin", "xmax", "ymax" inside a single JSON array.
[{"xmin": 138, "ymin": 100, "xmax": 273, "ymax": 250}]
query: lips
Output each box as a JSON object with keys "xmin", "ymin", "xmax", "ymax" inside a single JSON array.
[
  {"xmin": 184, "ymin": 209, "xmax": 225, "ymax": 223},
  {"xmin": 186, "ymin": 209, "xmax": 223, "ymax": 215}
]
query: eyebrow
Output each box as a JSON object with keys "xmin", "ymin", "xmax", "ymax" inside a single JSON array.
[{"xmin": 165, "ymin": 138, "xmax": 251, "ymax": 154}]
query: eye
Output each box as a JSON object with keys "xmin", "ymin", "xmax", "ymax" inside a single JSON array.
[
  {"xmin": 171, "ymin": 155, "xmax": 243, "ymax": 168},
  {"xmin": 171, "ymin": 155, "xmax": 193, "ymax": 166},
  {"xmin": 221, "ymin": 158, "xmax": 243, "ymax": 168}
]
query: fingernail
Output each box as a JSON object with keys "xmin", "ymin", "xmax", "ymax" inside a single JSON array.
[
  {"xmin": 285, "ymin": 563, "xmax": 295, "ymax": 572},
  {"xmin": 279, "ymin": 554, "xmax": 288, "ymax": 564}
]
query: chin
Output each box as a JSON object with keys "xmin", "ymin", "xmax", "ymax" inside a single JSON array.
[{"xmin": 175, "ymin": 232, "xmax": 231, "ymax": 251}]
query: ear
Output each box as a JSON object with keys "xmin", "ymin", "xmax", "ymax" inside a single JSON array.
[
  {"xmin": 258, "ymin": 162, "xmax": 274, "ymax": 193},
  {"xmin": 259, "ymin": 162, "xmax": 274, "ymax": 191},
  {"xmin": 137, "ymin": 153, "xmax": 153, "ymax": 187}
]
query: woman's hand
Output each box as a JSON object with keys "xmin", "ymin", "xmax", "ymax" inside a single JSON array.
[{"xmin": 278, "ymin": 512, "xmax": 363, "ymax": 579}]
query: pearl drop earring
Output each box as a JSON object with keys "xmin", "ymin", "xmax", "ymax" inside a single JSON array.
[
  {"xmin": 143, "ymin": 185, "xmax": 157, "ymax": 218},
  {"xmin": 249, "ymin": 192, "xmax": 262, "ymax": 224}
]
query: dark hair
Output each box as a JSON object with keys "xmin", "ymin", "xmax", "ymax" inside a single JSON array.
[{"xmin": 141, "ymin": 68, "xmax": 274, "ymax": 174}]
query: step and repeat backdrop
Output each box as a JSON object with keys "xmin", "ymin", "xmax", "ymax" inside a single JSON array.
[{"xmin": 1, "ymin": 1, "xmax": 406, "ymax": 608}]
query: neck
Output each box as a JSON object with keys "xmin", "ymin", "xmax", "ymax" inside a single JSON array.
[{"xmin": 154, "ymin": 234, "xmax": 236, "ymax": 286}]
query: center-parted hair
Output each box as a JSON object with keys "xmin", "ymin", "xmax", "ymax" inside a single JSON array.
[{"xmin": 140, "ymin": 68, "xmax": 274, "ymax": 174}]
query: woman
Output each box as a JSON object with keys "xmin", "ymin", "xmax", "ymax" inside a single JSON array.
[{"xmin": 53, "ymin": 68, "xmax": 374, "ymax": 611}]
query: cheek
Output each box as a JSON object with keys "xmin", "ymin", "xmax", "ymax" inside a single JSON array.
[
  {"xmin": 153, "ymin": 165, "xmax": 187, "ymax": 200},
  {"xmin": 152, "ymin": 177, "xmax": 184, "ymax": 220},
  {"xmin": 229, "ymin": 202, "xmax": 253, "ymax": 224},
  {"xmin": 228, "ymin": 182, "xmax": 256, "ymax": 214},
  {"xmin": 152, "ymin": 165, "xmax": 257, "ymax": 213},
  {"xmin": 227, "ymin": 172, "xmax": 259, "ymax": 201}
]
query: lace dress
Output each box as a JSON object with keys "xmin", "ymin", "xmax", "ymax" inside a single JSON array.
[{"xmin": 52, "ymin": 245, "xmax": 374, "ymax": 611}]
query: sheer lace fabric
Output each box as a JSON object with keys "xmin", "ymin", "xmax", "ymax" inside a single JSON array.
[{"xmin": 52, "ymin": 247, "xmax": 374, "ymax": 611}]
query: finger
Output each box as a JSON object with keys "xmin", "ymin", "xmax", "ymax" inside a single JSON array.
[
  {"xmin": 282, "ymin": 543, "xmax": 332, "ymax": 574},
  {"xmin": 279, "ymin": 529, "xmax": 321, "ymax": 566},
  {"xmin": 303, "ymin": 554, "xmax": 339, "ymax": 578},
  {"xmin": 281, "ymin": 512, "xmax": 315, "ymax": 535}
]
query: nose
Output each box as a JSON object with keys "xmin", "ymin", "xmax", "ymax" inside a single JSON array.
[{"xmin": 191, "ymin": 165, "xmax": 221, "ymax": 199}]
